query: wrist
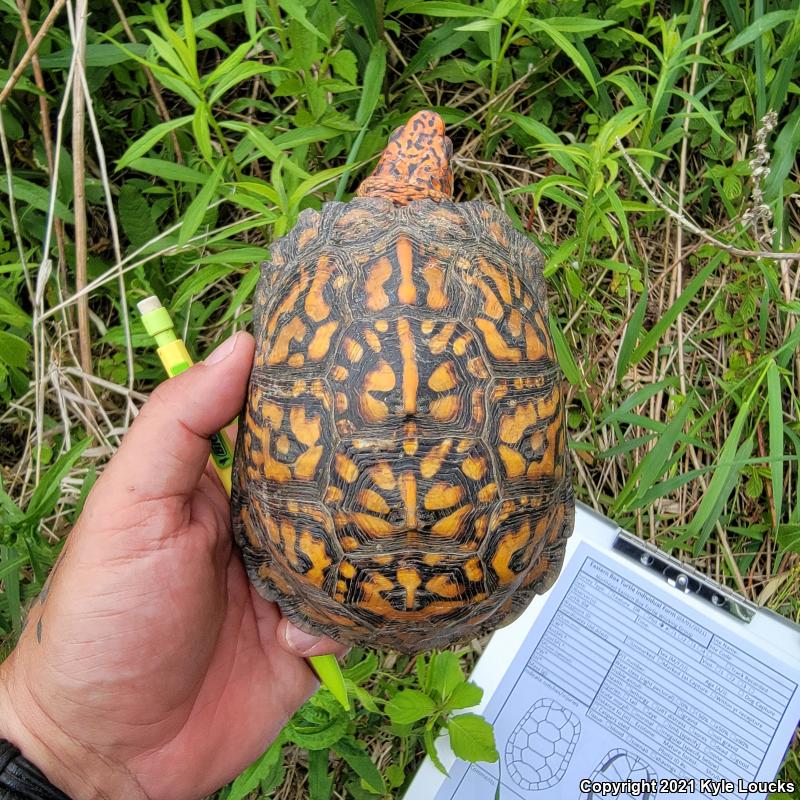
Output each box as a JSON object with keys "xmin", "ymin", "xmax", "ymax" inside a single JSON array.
[{"xmin": 0, "ymin": 656, "xmax": 146, "ymax": 800}]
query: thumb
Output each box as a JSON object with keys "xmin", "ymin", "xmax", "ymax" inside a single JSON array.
[{"xmin": 104, "ymin": 331, "xmax": 255, "ymax": 500}]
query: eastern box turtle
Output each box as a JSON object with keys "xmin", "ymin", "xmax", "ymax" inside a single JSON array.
[{"xmin": 231, "ymin": 110, "xmax": 574, "ymax": 653}]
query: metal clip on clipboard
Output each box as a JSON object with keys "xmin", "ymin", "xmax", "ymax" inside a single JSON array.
[{"xmin": 612, "ymin": 529, "xmax": 757, "ymax": 623}]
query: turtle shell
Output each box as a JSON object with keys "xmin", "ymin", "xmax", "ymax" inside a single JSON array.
[{"xmin": 231, "ymin": 196, "xmax": 574, "ymax": 653}]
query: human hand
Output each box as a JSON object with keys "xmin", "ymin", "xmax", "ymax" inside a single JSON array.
[{"xmin": 0, "ymin": 331, "xmax": 346, "ymax": 800}]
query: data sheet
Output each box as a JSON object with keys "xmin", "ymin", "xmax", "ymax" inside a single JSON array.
[{"xmin": 429, "ymin": 537, "xmax": 800, "ymax": 800}]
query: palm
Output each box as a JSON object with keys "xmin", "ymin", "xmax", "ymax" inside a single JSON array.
[
  {"xmin": 0, "ymin": 335, "xmax": 345, "ymax": 800},
  {"xmin": 13, "ymin": 470, "xmax": 319, "ymax": 800}
]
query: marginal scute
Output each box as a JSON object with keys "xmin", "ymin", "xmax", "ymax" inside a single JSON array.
[{"xmin": 230, "ymin": 192, "xmax": 574, "ymax": 654}]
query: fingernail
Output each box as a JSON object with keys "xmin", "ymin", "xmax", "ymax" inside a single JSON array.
[
  {"xmin": 205, "ymin": 333, "xmax": 239, "ymax": 365},
  {"xmin": 285, "ymin": 623, "xmax": 322, "ymax": 654}
]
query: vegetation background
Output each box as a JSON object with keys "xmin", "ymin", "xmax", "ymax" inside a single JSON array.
[{"xmin": 1, "ymin": 0, "xmax": 799, "ymax": 797}]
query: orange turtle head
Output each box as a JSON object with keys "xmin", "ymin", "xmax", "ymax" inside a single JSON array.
[{"xmin": 356, "ymin": 110, "xmax": 454, "ymax": 205}]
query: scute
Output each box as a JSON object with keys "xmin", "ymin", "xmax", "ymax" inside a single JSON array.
[
  {"xmin": 326, "ymin": 437, "xmax": 496, "ymax": 549},
  {"xmin": 329, "ymin": 317, "xmax": 489, "ymax": 438},
  {"xmin": 231, "ymin": 194, "xmax": 574, "ymax": 653},
  {"xmin": 242, "ymin": 378, "xmax": 334, "ymax": 497},
  {"xmin": 254, "ymin": 251, "xmax": 350, "ymax": 374}
]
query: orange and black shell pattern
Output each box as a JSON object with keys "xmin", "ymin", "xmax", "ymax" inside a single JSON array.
[{"xmin": 231, "ymin": 196, "xmax": 575, "ymax": 654}]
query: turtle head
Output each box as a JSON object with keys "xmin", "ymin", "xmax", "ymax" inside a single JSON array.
[{"xmin": 356, "ymin": 110, "xmax": 454, "ymax": 205}]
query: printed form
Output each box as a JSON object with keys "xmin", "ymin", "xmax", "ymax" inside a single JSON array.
[{"xmin": 431, "ymin": 538, "xmax": 800, "ymax": 800}]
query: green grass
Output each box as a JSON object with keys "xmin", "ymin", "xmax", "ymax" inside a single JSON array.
[{"xmin": 1, "ymin": 0, "xmax": 799, "ymax": 797}]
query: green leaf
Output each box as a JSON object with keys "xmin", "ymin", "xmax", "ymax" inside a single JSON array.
[
  {"xmin": 632, "ymin": 256, "xmax": 720, "ymax": 364},
  {"xmin": 143, "ymin": 30, "xmax": 195, "ymax": 85},
  {"xmin": 423, "ymin": 726, "xmax": 447, "ymax": 775},
  {"xmin": 26, "ymin": 439, "xmax": 91, "ymax": 521},
  {"xmin": 179, "ymin": 161, "xmax": 225, "ymax": 244},
  {"xmin": 332, "ymin": 738, "xmax": 386, "ymax": 795},
  {"xmin": 385, "ymin": 690, "xmax": 437, "ymax": 724},
  {"xmin": 273, "ymin": 125, "xmax": 343, "ymax": 149},
  {"xmin": 428, "ymin": 651, "xmax": 464, "ymax": 703},
  {"xmin": 355, "ymin": 43, "xmax": 387, "ymax": 128},
  {"xmin": 152, "ymin": 3, "xmax": 198, "ymax": 83},
  {"xmin": 0, "ymin": 295, "xmax": 31, "ymax": 328},
  {"xmin": 445, "ymin": 681, "xmax": 483, "ymax": 711},
  {"xmin": 521, "ymin": 17, "xmax": 599, "ymax": 93},
  {"xmin": 116, "ymin": 116, "xmax": 192, "ymax": 171},
  {"xmin": 181, "ymin": 0, "xmax": 197, "ymax": 69},
  {"xmin": 149, "ymin": 64, "xmax": 202, "ymax": 107},
  {"xmin": 503, "ymin": 112, "xmax": 575, "ymax": 173},
  {"xmin": 343, "ymin": 652, "xmax": 379, "ymax": 684},
  {"xmin": 172, "ymin": 263, "xmax": 238, "ymax": 308},
  {"xmin": 349, "ymin": 683, "xmax": 380, "ymax": 713},
  {"xmin": 456, "ymin": 19, "xmax": 501, "ymax": 33},
  {"xmin": 192, "ymin": 104, "xmax": 214, "ymax": 163},
  {"xmin": 0, "ymin": 482, "xmax": 24, "ymax": 524},
  {"xmin": 447, "ymin": 714, "xmax": 499, "ymax": 763},
  {"xmin": 231, "ymin": 178, "xmax": 281, "ymax": 204},
  {"xmin": 612, "ymin": 399, "xmax": 693, "ymax": 513},
  {"xmin": 208, "ymin": 63, "xmax": 282, "ymax": 106},
  {"xmin": 288, "ymin": 163, "xmax": 352, "ymax": 209},
  {"xmin": 689, "ymin": 398, "xmax": 754, "ymax": 554},
  {"xmin": 385, "ymin": 764, "xmax": 406, "ymax": 788},
  {"xmin": 0, "ymin": 545, "xmax": 22, "ymax": 631},
  {"xmin": 403, "ymin": 21, "xmax": 471, "ymax": 77},
  {"xmin": 764, "ymin": 105, "xmax": 800, "ymax": 205},
  {"xmin": 285, "ymin": 693, "xmax": 349, "ymax": 750},
  {"xmin": 0, "ymin": 174, "xmax": 74, "ymax": 223},
  {"xmin": 332, "ymin": 50, "xmax": 358, "ymax": 83},
  {"xmin": 243, "ymin": 0, "xmax": 257, "ymax": 38},
  {"xmin": 539, "ymin": 16, "xmax": 615, "ymax": 34},
  {"xmin": 129, "ymin": 158, "xmax": 208, "ymax": 185},
  {"xmin": 204, "ymin": 40, "xmax": 255, "ymax": 86},
  {"xmin": 616, "ymin": 289, "xmax": 648, "ymax": 382},
  {"xmin": 602, "ymin": 378, "xmax": 679, "ymax": 425},
  {"xmin": 347, "ymin": 0, "xmax": 382, "ymax": 42},
  {"xmin": 549, "ymin": 316, "xmax": 581, "ymax": 385},
  {"xmin": 278, "ymin": 0, "xmax": 327, "ymax": 40},
  {"xmin": 37, "ymin": 43, "xmax": 150, "ymax": 68},
  {"xmin": 224, "ymin": 736, "xmax": 285, "ymax": 800},
  {"xmin": 395, "ymin": 2, "xmax": 488, "ymax": 18},
  {"xmin": 0, "ymin": 332, "xmax": 31, "ymax": 369},
  {"xmin": 197, "ymin": 247, "xmax": 269, "ymax": 265},
  {"xmin": 118, "ymin": 183, "xmax": 158, "ymax": 248},
  {"xmin": 672, "ymin": 87, "xmax": 733, "ymax": 143},
  {"xmin": 722, "ymin": 10, "xmax": 797, "ymax": 54},
  {"xmin": 221, "ymin": 264, "xmax": 260, "ymax": 322},
  {"xmin": 308, "ymin": 748, "xmax": 332, "ymax": 800},
  {"xmin": 224, "ymin": 121, "xmax": 311, "ymax": 179},
  {"xmin": 777, "ymin": 526, "xmax": 800, "ymax": 554},
  {"xmin": 766, "ymin": 361, "xmax": 784, "ymax": 524}
]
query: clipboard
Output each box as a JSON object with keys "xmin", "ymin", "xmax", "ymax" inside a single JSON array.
[{"xmin": 405, "ymin": 502, "xmax": 800, "ymax": 800}]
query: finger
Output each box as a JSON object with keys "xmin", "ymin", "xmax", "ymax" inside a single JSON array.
[
  {"xmin": 104, "ymin": 331, "xmax": 255, "ymax": 501},
  {"xmin": 277, "ymin": 618, "xmax": 350, "ymax": 659}
]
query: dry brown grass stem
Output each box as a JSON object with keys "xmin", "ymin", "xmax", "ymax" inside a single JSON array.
[
  {"xmin": 72, "ymin": 46, "xmax": 137, "ymax": 422},
  {"xmin": 16, "ymin": 0, "xmax": 69, "ymax": 272},
  {"xmin": 0, "ymin": 0, "xmax": 67, "ymax": 106},
  {"xmin": 673, "ymin": 0, "xmax": 710, "ymax": 399},
  {"xmin": 71, "ymin": 0, "xmax": 92, "ymax": 393},
  {"xmin": 616, "ymin": 139, "xmax": 799, "ymax": 261}
]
